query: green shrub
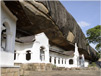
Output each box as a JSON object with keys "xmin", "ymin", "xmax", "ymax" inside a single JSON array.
[
  {"xmin": 52, "ymin": 65, "xmax": 56, "ymax": 68},
  {"xmin": 88, "ymin": 62, "xmax": 97, "ymax": 67}
]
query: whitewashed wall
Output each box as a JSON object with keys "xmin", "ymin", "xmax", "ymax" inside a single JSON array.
[
  {"xmin": 49, "ymin": 44, "xmax": 86, "ymax": 68},
  {"xmin": 15, "ymin": 33, "xmax": 49, "ymax": 64},
  {"xmin": 1, "ymin": 2, "xmax": 17, "ymax": 67},
  {"xmin": 49, "ymin": 50, "xmax": 79, "ymax": 68},
  {"xmin": 15, "ymin": 36, "xmax": 87, "ymax": 68},
  {"xmin": 84, "ymin": 60, "xmax": 89, "ymax": 67},
  {"xmin": 49, "ymin": 51, "xmax": 71, "ymax": 67}
]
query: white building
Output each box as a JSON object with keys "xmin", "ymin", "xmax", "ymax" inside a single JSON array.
[
  {"xmin": 49, "ymin": 43, "xmax": 86, "ymax": 68},
  {"xmin": 14, "ymin": 32, "xmax": 88, "ymax": 68},
  {"xmin": 1, "ymin": 2, "xmax": 17, "ymax": 67},
  {"xmin": 15, "ymin": 32, "xmax": 49, "ymax": 63}
]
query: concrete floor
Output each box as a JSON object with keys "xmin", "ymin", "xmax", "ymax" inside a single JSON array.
[{"xmin": 28, "ymin": 70, "xmax": 101, "ymax": 76}]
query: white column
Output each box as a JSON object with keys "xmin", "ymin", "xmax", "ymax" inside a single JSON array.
[
  {"xmin": 56, "ymin": 57, "xmax": 58, "ymax": 66},
  {"xmin": 18, "ymin": 53, "xmax": 24, "ymax": 62},
  {"xmin": 24, "ymin": 52, "xmax": 27, "ymax": 62},
  {"xmin": 22, "ymin": 53, "xmax": 26, "ymax": 62},
  {"xmin": 73, "ymin": 56, "xmax": 78, "ymax": 67},
  {"xmin": 30, "ymin": 52, "xmax": 33, "ymax": 62},
  {"xmin": 82, "ymin": 54, "xmax": 85, "ymax": 67},
  {"xmin": 45, "ymin": 47, "xmax": 49, "ymax": 63},
  {"xmin": 51, "ymin": 57, "xmax": 54, "ymax": 64},
  {"xmin": 16, "ymin": 53, "xmax": 19, "ymax": 61},
  {"xmin": 44, "ymin": 51, "xmax": 46, "ymax": 62},
  {"xmin": 60, "ymin": 58, "xmax": 62, "ymax": 67},
  {"xmin": 77, "ymin": 57, "xmax": 80, "ymax": 67},
  {"xmin": 63, "ymin": 59, "xmax": 65, "ymax": 67},
  {"xmin": 32, "ymin": 43, "xmax": 41, "ymax": 63},
  {"xmin": 66, "ymin": 59, "xmax": 69, "ymax": 67}
]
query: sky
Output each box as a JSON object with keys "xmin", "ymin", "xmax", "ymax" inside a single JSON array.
[{"xmin": 60, "ymin": 0, "xmax": 100, "ymax": 49}]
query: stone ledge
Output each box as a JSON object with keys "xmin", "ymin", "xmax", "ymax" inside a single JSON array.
[{"xmin": 52, "ymin": 67, "xmax": 100, "ymax": 71}]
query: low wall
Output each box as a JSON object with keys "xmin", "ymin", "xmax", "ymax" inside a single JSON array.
[
  {"xmin": 14, "ymin": 63, "xmax": 52, "ymax": 76},
  {"xmin": 1, "ymin": 67, "xmax": 20, "ymax": 76},
  {"xmin": 13, "ymin": 63, "xmax": 100, "ymax": 76}
]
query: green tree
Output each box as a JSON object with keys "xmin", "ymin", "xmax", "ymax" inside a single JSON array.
[{"xmin": 86, "ymin": 25, "xmax": 101, "ymax": 53}]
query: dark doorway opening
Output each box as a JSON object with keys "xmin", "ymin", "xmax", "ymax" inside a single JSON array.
[
  {"xmin": 14, "ymin": 50, "xmax": 16, "ymax": 60},
  {"xmin": 26, "ymin": 50, "xmax": 31, "ymax": 61},
  {"xmin": 69, "ymin": 59, "xmax": 73, "ymax": 64},
  {"xmin": 58, "ymin": 58, "xmax": 60, "ymax": 64},
  {"xmin": 50, "ymin": 56, "xmax": 51, "ymax": 62},
  {"xmin": 54, "ymin": 57, "xmax": 56, "ymax": 64}
]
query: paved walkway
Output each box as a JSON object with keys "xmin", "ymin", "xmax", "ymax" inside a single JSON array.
[{"xmin": 28, "ymin": 70, "xmax": 101, "ymax": 76}]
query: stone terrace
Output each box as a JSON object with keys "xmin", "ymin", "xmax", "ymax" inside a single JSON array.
[
  {"xmin": 14, "ymin": 63, "xmax": 100, "ymax": 76},
  {"xmin": 22, "ymin": 69, "xmax": 100, "ymax": 76}
]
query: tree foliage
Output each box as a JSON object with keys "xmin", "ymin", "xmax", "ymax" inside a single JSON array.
[{"xmin": 86, "ymin": 25, "xmax": 101, "ymax": 52}]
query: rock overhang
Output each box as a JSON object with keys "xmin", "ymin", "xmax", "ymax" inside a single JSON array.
[{"xmin": 4, "ymin": 1, "xmax": 98, "ymax": 61}]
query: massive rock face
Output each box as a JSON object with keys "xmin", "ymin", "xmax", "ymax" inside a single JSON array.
[{"xmin": 4, "ymin": 1, "xmax": 98, "ymax": 61}]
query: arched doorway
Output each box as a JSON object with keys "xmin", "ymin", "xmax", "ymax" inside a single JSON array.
[
  {"xmin": 69, "ymin": 59, "xmax": 73, "ymax": 64},
  {"xmin": 26, "ymin": 50, "xmax": 31, "ymax": 61},
  {"xmin": 1, "ymin": 22, "xmax": 11, "ymax": 52},
  {"xmin": 1, "ymin": 24, "xmax": 7, "ymax": 51},
  {"xmin": 40, "ymin": 46, "xmax": 45, "ymax": 61}
]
